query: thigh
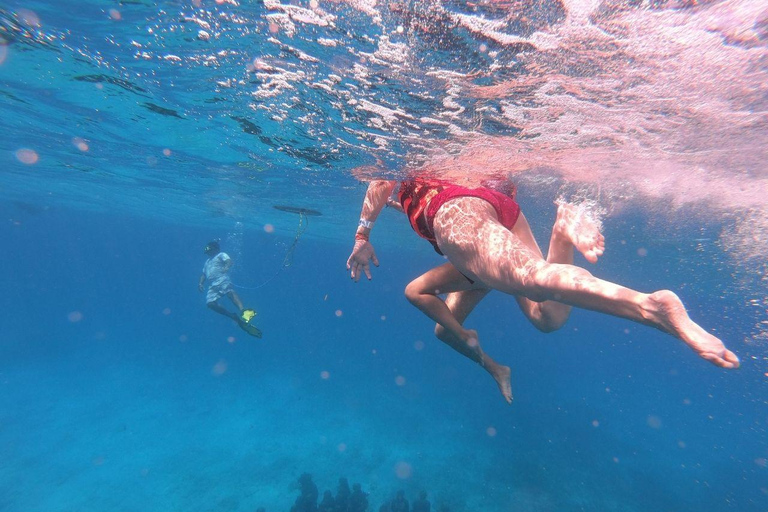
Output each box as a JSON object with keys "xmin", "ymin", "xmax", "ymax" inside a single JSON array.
[
  {"xmin": 511, "ymin": 211, "xmax": 544, "ymax": 259},
  {"xmin": 411, "ymin": 263, "xmax": 490, "ymax": 327},
  {"xmin": 409, "ymin": 262, "xmax": 486, "ymax": 295},
  {"xmin": 206, "ymin": 286, "xmax": 224, "ymax": 304},
  {"xmin": 444, "ymin": 287, "xmax": 491, "ymax": 324},
  {"xmin": 434, "ymin": 197, "xmax": 546, "ymax": 296}
]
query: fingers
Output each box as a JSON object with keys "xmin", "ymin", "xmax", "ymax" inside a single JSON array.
[
  {"xmin": 348, "ymin": 254, "xmax": 362, "ymax": 281},
  {"xmin": 356, "ymin": 262, "xmax": 366, "ymax": 282},
  {"xmin": 346, "ymin": 252, "xmax": 376, "ymax": 281},
  {"xmin": 351, "ymin": 261, "xmax": 366, "ymax": 282}
]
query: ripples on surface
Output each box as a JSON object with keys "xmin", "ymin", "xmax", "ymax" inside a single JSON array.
[{"xmin": 0, "ymin": 0, "xmax": 766, "ymax": 298}]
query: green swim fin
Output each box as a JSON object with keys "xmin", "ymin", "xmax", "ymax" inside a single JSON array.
[
  {"xmin": 238, "ymin": 309, "xmax": 261, "ymax": 338},
  {"xmin": 239, "ymin": 320, "xmax": 262, "ymax": 338}
]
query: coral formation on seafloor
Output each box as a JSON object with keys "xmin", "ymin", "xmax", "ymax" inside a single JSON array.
[{"xmin": 256, "ymin": 474, "xmax": 449, "ymax": 512}]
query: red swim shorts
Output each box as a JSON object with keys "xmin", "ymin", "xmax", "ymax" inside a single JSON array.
[{"xmin": 422, "ymin": 185, "xmax": 521, "ymax": 255}]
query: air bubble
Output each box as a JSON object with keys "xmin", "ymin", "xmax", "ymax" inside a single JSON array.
[
  {"xmin": 394, "ymin": 461, "xmax": 412, "ymax": 479},
  {"xmin": 15, "ymin": 148, "xmax": 38, "ymax": 164}
]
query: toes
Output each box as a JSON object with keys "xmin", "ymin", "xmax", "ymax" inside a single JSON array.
[
  {"xmin": 701, "ymin": 350, "xmax": 740, "ymax": 369},
  {"xmin": 502, "ymin": 385, "xmax": 513, "ymax": 404},
  {"xmin": 700, "ymin": 352, "xmax": 725, "ymax": 367},
  {"xmin": 584, "ymin": 249, "xmax": 600, "ymax": 263}
]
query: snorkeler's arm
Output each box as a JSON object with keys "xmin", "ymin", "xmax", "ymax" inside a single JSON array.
[
  {"xmin": 198, "ymin": 273, "xmax": 206, "ymax": 292},
  {"xmin": 347, "ymin": 180, "xmax": 397, "ymax": 281}
]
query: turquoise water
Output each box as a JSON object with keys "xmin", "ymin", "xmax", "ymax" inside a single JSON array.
[{"xmin": 1, "ymin": 1, "xmax": 767, "ymax": 511}]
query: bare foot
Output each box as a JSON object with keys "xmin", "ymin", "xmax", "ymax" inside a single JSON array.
[
  {"xmin": 645, "ymin": 290, "xmax": 740, "ymax": 369},
  {"xmin": 554, "ymin": 201, "xmax": 605, "ymax": 263},
  {"xmin": 484, "ymin": 360, "xmax": 513, "ymax": 404},
  {"xmin": 460, "ymin": 329, "xmax": 513, "ymax": 403}
]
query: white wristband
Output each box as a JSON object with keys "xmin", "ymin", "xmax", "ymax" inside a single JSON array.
[{"xmin": 359, "ymin": 219, "xmax": 374, "ymax": 229}]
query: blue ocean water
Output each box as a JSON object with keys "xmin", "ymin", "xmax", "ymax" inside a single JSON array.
[
  {"xmin": 2, "ymin": 198, "xmax": 766, "ymax": 512},
  {"xmin": 1, "ymin": 1, "xmax": 767, "ymax": 512}
]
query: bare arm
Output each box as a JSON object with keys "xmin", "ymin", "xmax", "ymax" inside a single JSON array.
[
  {"xmin": 346, "ymin": 180, "xmax": 397, "ymax": 281},
  {"xmin": 198, "ymin": 273, "xmax": 206, "ymax": 292},
  {"xmin": 360, "ymin": 180, "xmax": 397, "ymax": 226}
]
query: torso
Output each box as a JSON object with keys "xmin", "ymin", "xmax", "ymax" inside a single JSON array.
[
  {"xmin": 204, "ymin": 252, "xmax": 230, "ymax": 285},
  {"xmin": 398, "ymin": 180, "xmax": 446, "ymax": 242}
]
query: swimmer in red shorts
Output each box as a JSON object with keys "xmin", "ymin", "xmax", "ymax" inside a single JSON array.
[{"xmin": 346, "ymin": 179, "xmax": 740, "ymax": 404}]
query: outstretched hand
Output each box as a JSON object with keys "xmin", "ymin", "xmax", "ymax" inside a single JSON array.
[{"xmin": 346, "ymin": 238, "xmax": 379, "ymax": 281}]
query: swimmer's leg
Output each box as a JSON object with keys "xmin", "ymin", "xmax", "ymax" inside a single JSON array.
[
  {"xmin": 440, "ymin": 287, "xmax": 513, "ymax": 404},
  {"xmin": 511, "ymin": 205, "xmax": 605, "ymax": 332},
  {"xmin": 509, "ymin": 211, "xmax": 570, "ymax": 332},
  {"xmin": 405, "ymin": 263, "xmax": 513, "ymax": 403},
  {"xmin": 434, "ymin": 197, "xmax": 739, "ymax": 369},
  {"xmin": 227, "ymin": 289, "xmax": 244, "ymax": 313},
  {"xmin": 207, "ymin": 300, "xmax": 239, "ymax": 322},
  {"xmin": 405, "ymin": 263, "xmax": 481, "ymax": 353}
]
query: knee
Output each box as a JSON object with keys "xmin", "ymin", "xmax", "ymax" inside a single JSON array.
[
  {"xmin": 523, "ymin": 301, "xmax": 567, "ymax": 334},
  {"xmin": 404, "ymin": 280, "xmax": 423, "ymax": 306},
  {"xmin": 534, "ymin": 316, "xmax": 567, "ymax": 334},
  {"xmin": 206, "ymin": 301, "xmax": 217, "ymax": 310}
]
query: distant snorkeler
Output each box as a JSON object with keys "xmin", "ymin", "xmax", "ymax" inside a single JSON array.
[
  {"xmin": 199, "ymin": 240, "xmax": 262, "ymax": 338},
  {"xmin": 346, "ymin": 179, "xmax": 740, "ymax": 404}
]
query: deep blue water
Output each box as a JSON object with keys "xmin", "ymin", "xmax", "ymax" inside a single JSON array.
[{"xmin": 1, "ymin": 199, "xmax": 766, "ymax": 512}]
